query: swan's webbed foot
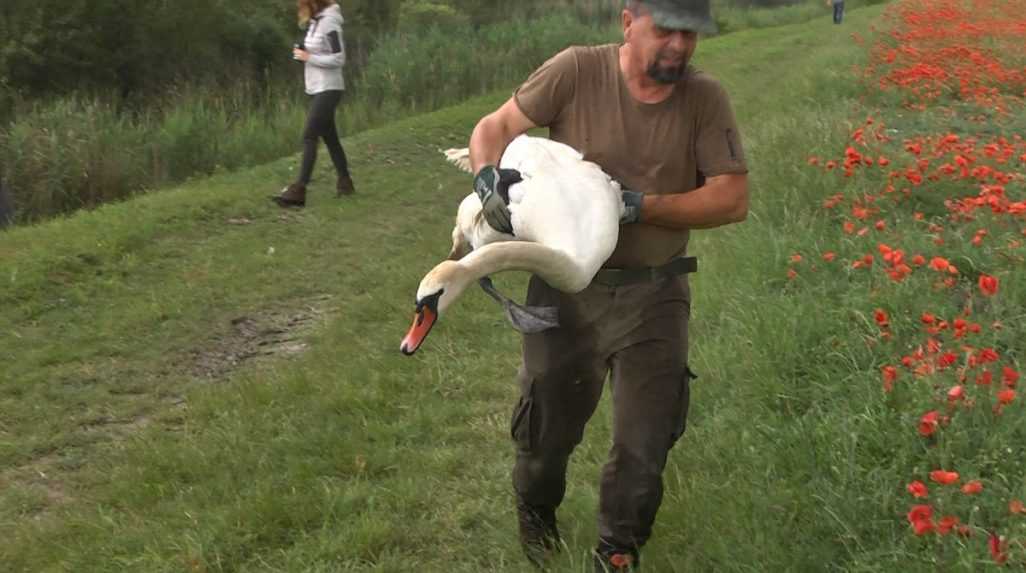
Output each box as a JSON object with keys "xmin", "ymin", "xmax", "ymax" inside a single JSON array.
[{"xmin": 477, "ymin": 277, "xmax": 560, "ymax": 333}]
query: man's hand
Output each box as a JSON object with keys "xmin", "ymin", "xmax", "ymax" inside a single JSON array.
[
  {"xmin": 473, "ymin": 165, "xmax": 522, "ymax": 234},
  {"xmin": 620, "ymin": 189, "xmax": 644, "ymax": 224}
]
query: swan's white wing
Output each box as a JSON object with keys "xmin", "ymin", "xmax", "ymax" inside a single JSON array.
[{"xmin": 442, "ymin": 147, "xmax": 473, "ymax": 173}]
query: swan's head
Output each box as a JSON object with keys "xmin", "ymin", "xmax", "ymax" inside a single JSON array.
[{"xmin": 400, "ymin": 261, "xmax": 470, "ymax": 356}]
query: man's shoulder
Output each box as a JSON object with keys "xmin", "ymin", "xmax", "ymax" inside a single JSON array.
[
  {"xmin": 684, "ymin": 68, "xmax": 732, "ymax": 102},
  {"xmin": 555, "ymin": 44, "xmax": 618, "ymax": 67},
  {"xmin": 686, "ymin": 68, "xmax": 724, "ymax": 90}
]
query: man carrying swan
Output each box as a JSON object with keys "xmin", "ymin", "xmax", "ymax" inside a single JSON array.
[{"xmin": 469, "ymin": 0, "xmax": 749, "ymax": 570}]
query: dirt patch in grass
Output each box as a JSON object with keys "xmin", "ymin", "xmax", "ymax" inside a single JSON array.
[
  {"xmin": 2, "ymin": 297, "xmax": 334, "ymax": 519},
  {"xmin": 185, "ymin": 294, "xmax": 332, "ymax": 381}
]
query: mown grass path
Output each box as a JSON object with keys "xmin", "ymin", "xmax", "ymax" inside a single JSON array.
[{"xmin": 0, "ymin": 7, "xmax": 903, "ymax": 572}]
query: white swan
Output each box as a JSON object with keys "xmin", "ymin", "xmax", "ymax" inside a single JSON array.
[{"xmin": 400, "ymin": 135, "xmax": 624, "ymax": 355}]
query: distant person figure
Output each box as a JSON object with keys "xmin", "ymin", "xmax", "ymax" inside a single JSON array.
[
  {"xmin": 829, "ymin": 0, "xmax": 845, "ymax": 24},
  {"xmin": 273, "ymin": 0, "xmax": 355, "ymax": 208},
  {"xmin": 0, "ymin": 169, "xmax": 12, "ymax": 228}
]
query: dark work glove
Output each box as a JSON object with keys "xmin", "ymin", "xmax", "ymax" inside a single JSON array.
[
  {"xmin": 620, "ymin": 188, "xmax": 644, "ymax": 224},
  {"xmin": 473, "ymin": 165, "xmax": 522, "ymax": 235}
]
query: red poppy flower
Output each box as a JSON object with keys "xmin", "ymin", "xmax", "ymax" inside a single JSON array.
[
  {"xmin": 874, "ymin": 309, "xmax": 890, "ymax": 328},
  {"xmin": 997, "ymin": 389, "xmax": 1015, "ymax": 405},
  {"xmin": 1002, "ymin": 367, "xmax": 1019, "ymax": 388},
  {"xmin": 912, "ymin": 254, "xmax": 926, "ymax": 266},
  {"xmin": 882, "ymin": 366, "xmax": 899, "ymax": 392},
  {"xmin": 1010, "ymin": 499, "xmax": 1025, "ymax": 514},
  {"xmin": 978, "ymin": 274, "xmax": 999, "ymax": 296},
  {"xmin": 907, "ymin": 481, "xmax": 928, "ymax": 498},
  {"xmin": 947, "ymin": 385, "xmax": 965, "ymax": 402},
  {"xmin": 907, "ymin": 504, "xmax": 932, "ymax": 523},
  {"xmin": 822, "ymin": 251, "xmax": 836, "ymax": 262},
  {"xmin": 921, "ymin": 313, "xmax": 936, "ymax": 325},
  {"xmin": 961, "ymin": 480, "xmax": 983, "ymax": 495},
  {"xmin": 930, "ymin": 257, "xmax": 950, "ymax": 271},
  {"xmin": 977, "ymin": 348, "xmax": 1000, "ymax": 364},
  {"xmin": 989, "ymin": 534, "xmax": 1008, "ymax": 565},
  {"xmin": 937, "ymin": 516, "xmax": 960, "ymax": 535},
  {"xmin": 919, "ymin": 411, "xmax": 940, "ymax": 437},
  {"xmin": 911, "ymin": 519, "xmax": 935, "ymax": 536},
  {"xmin": 929, "ymin": 470, "xmax": 959, "ymax": 485}
]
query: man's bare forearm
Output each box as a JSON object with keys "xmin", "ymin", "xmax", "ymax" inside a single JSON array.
[
  {"xmin": 639, "ymin": 174, "xmax": 749, "ymax": 230},
  {"xmin": 469, "ymin": 115, "xmax": 520, "ymax": 174},
  {"xmin": 469, "ymin": 98, "xmax": 538, "ymax": 174}
]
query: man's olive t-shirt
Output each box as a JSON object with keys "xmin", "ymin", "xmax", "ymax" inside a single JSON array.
[{"xmin": 513, "ymin": 44, "xmax": 748, "ymax": 268}]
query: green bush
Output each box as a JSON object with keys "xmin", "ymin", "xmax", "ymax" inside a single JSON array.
[{"xmin": 398, "ymin": 1, "xmax": 470, "ymax": 32}]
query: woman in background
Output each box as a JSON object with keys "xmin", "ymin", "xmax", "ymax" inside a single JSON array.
[
  {"xmin": 0, "ymin": 166, "xmax": 12, "ymax": 228},
  {"xmin": 273, "ymin": 0, "xmax": 355, "ymax": 208},
  {"xmin": 829, "ymin": 0, "xmax": 845, "ymax": 24}
]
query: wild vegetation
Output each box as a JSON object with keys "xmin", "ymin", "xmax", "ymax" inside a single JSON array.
[
  {"xmin": 4, "ymin": 0, "xmax": 1022, "ymax": 570},
  {"xmin": 0, "ymin": 0, "xmax": 883, "ymax": 224}
]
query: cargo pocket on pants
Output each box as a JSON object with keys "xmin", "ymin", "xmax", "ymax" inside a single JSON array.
[
  {"xmin": 510, "ymin": 382, "xmax": 535, "ymax": 451},
  {"xmin": 670, "ymin": 365, "xmax": 696, "ymax": 447}
]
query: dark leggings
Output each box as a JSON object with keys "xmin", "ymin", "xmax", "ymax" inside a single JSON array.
[{"xmin": 298, "ymin": 90, "xmax": 350, "ymax": 185}]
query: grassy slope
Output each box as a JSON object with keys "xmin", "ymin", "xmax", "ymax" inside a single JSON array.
[{"xmin": 0, "ymin": 6, "xmax": 911, "ymax": 572}]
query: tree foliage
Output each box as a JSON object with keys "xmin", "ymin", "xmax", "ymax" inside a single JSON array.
[
  {"xmin": 0, "ymin": 0, "xmax": 294, "ymax": 99},
  {"xmin": 0, "ymin": 0, "xmax": 622, "ymax": 105}
]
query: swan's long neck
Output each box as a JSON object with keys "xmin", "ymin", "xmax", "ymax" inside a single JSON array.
[
  {"xmin": 459, "ymin": 242, "xmax": 582, "ymax": 292},
  {"xmin": 426, "ymin": 242, "xmax": 586, "ymax": 315}
]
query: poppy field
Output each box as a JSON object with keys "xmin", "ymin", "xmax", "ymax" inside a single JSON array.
[{"xmin": 800, "ymin": 0, "xmax": 1026, "ymax": 566}]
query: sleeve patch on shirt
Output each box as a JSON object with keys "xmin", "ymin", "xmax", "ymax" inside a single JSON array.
[{"xmin": 725, "ymin": 128, "xmax": 738, "ymax": 162}]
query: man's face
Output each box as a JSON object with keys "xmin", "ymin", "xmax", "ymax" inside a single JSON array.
[{"xmin": 624, "ymin": 8, "xmax": 698, "ymax": 84}]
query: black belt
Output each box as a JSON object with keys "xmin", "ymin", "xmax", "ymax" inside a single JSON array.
[{"xmin": 592, "ymin": 256, "xmax": 698, "ymax": 287}]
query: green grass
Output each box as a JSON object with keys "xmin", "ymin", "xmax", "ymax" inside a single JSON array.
[{"xmin": 3, "ymin": 3, "xmax": 1022, "ymax": 571}]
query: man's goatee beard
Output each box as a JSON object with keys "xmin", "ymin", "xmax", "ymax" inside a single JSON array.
[{"xmin": 646, "ymin": 62, "xmax": 688, "ymax": 84}]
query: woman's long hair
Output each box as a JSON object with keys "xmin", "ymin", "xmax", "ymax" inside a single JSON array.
[{"xmin": 297, "ymin": 0, "xmax": 336, "ymax": 26}]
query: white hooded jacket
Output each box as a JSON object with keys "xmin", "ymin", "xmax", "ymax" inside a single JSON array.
[{"xmin": 302, "ymin": 4, "xmax": 346, "ymax": 94}]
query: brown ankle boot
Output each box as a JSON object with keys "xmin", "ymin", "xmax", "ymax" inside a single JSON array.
[
  {"xmin": 271, "ymin": 183, "xmax": 306, "ymax": 207},
  {"xmin": 336, "ymin": 174, "xmax": 356, "ymax": 197},
  {"xmin": 517, "ymin": 502, "xmax": 561, "ymax": 567}
]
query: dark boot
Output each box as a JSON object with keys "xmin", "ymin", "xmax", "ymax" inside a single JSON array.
[
  {"xmin": 518, "ymin": 502, "xmax": 561, "ymax": 568},
  {"xmin": 336, "ymin": 174, "xmax": 356, "ymax": 197},
  {"xmin": 271, "ymin": 183, "xmax": 306, "ymax": 208},
  {"xmin": 593, "ymin": 545, "xmax": 640, "ymax": 572}
]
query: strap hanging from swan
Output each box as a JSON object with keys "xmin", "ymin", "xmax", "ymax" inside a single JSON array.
[{"xmin": 400, "ymin": 135, "xmax": 626, "ymax": 356}]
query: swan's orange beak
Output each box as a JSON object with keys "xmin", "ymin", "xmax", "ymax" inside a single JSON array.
[
  {"xmin": 400, "ymin": 292, "xmax": 442, "ymax": 355},
  {"xmin": 400, "ymin": 306, "xmax": 436, "ymax": 355}
]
